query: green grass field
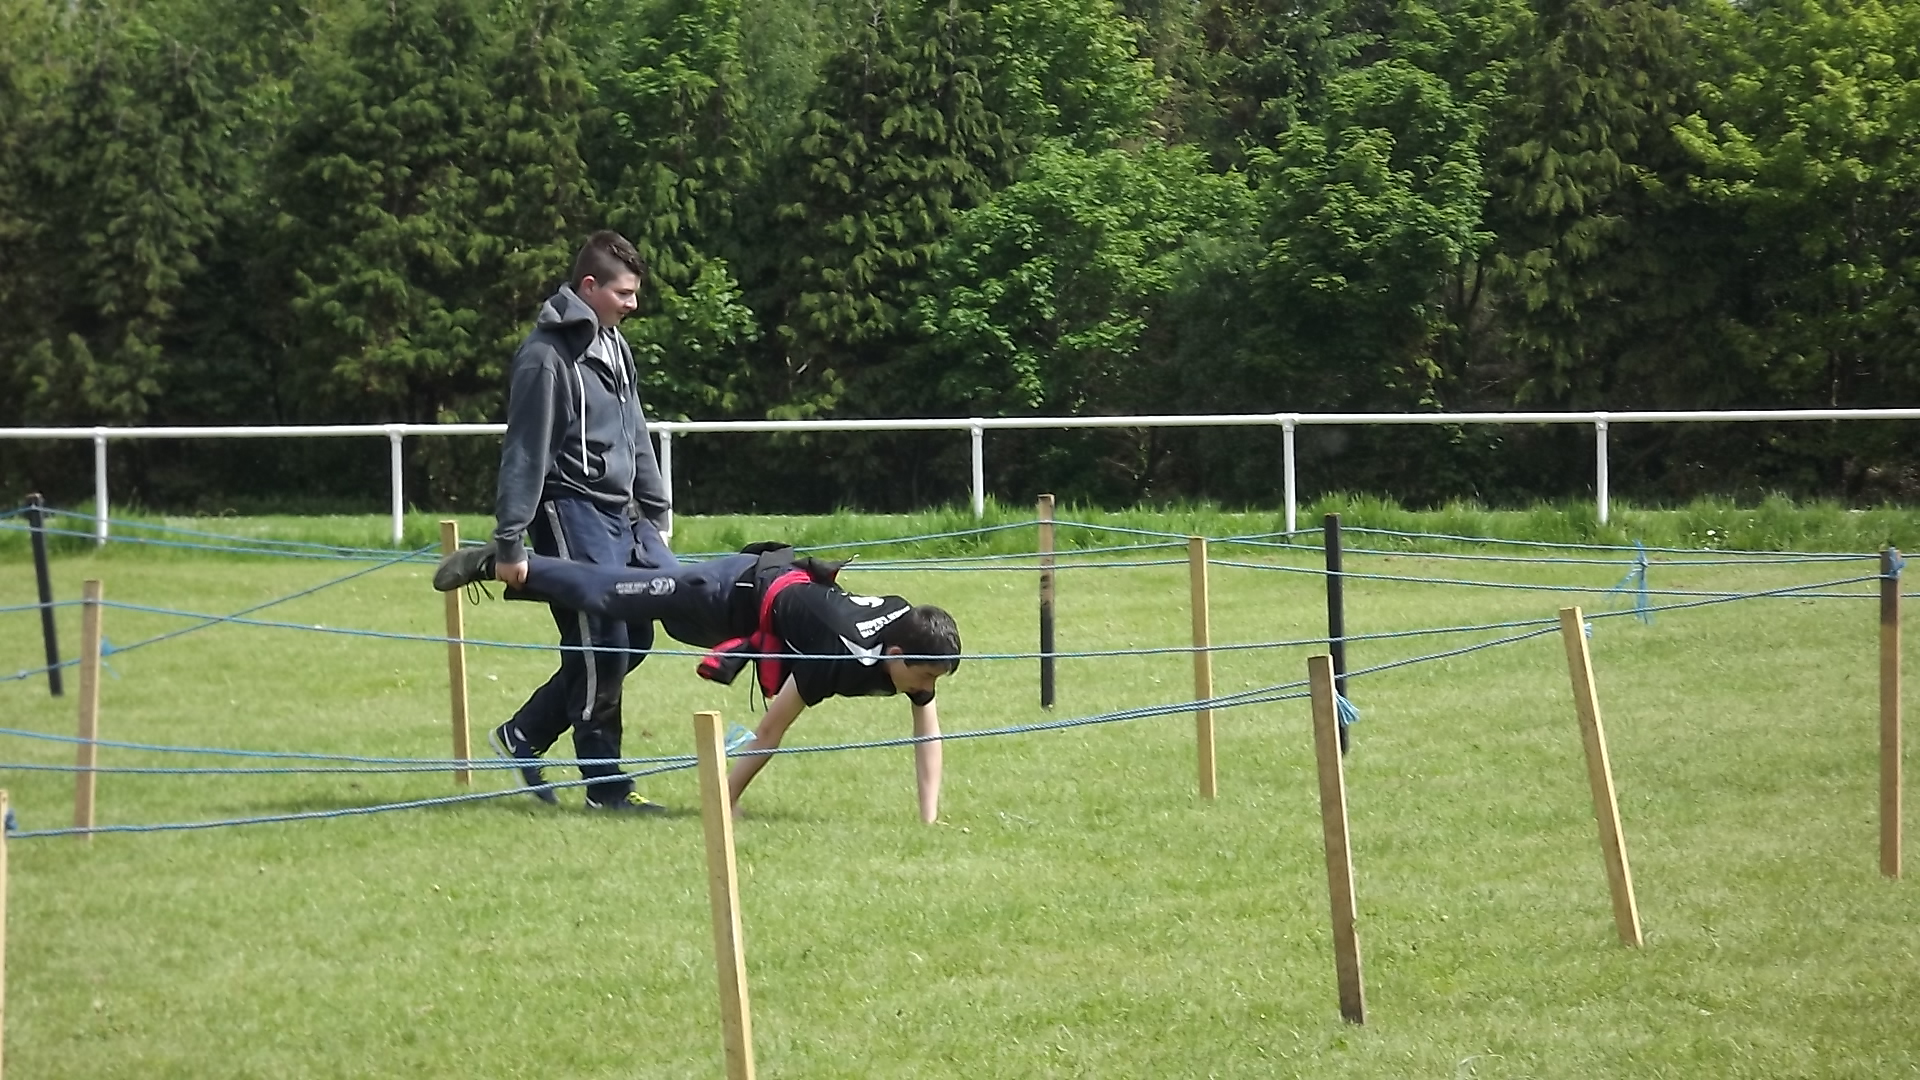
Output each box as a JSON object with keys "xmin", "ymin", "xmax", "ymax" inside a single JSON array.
[{"xmin": 0, "ymin": 510, "xmax": 1913, "ymax": 1079}]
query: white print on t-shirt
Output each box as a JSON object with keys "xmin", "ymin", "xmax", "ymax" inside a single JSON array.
[
  {"xmin": 848, "ymin": 595, "xmax": 886, "ymax": 607},
  {"xmin": 837, "ymin": 636, "xmax": 886, "ymax": 665},
  {"xmin": 853, "ymin": 605, "xmax": 909, "ymax": 638}
]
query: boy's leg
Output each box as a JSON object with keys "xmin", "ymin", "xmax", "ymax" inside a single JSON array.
[
  {"xmin": 517, "ymin": 550, "xmax": 759, "ymax": 646},
  {"xmin": 501, "ymin": 504, "xmax": 592, "ymax": 758},
  {"xmin": 503, "ymin": 499, "xmax": 639, "ymax": 806},
  {"xmin": 572, "ymin": 515, "xmax": 675, "ymax": 808}
]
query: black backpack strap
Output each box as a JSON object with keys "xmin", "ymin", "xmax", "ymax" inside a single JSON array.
[{"xmin": 724, "ymin": 543, "xmax": 796, "ymax": 633}]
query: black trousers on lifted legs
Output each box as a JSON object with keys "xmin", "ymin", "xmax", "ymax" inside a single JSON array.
[{"xmin": 513, "ymin": 552, "xmax": 758, "ymax": 651}]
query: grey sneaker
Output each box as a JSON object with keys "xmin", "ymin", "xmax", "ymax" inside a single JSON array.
[
  {"xmin": 584, "ymin": 791, "xmax": 669, "ymax": 816},
  {"xmin": 488, "ymin": 722, "xmax": 557, "ymax": 805},
  {"xmin": 434, "ymin": 545, "xmax": 496, "ymax": 592}
]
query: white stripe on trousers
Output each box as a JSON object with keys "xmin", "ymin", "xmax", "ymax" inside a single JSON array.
[{"xmin": 542, "ymin": 500, "xmax": 599, "ymax": 730}]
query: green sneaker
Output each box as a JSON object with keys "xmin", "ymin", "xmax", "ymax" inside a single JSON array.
[{"xmin": 584, "ymin": 791, "xmax": 669, "ymax": 816}]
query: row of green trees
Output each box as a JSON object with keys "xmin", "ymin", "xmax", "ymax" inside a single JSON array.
[{"xmin": 1, "ymin": 0, "xmax": 1915, "ymax": 512}]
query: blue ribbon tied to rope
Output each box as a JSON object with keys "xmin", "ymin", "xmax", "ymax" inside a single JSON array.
[
  {"xmin": 1335, "ymin": 694, "xmax": 1361, "ymax": 730},
  {"xmin": 1608, "ymin": 541, "xmax": 1653, "ymax": 625}
]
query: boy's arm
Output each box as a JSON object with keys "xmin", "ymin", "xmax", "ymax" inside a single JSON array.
[
  {"xmin": 493, "ymin": 348, "xmax": 562, "ymax": 580},
  {"xmin": 727, "ymin": 676, "xmax": 808, "ymax": 812},
  {"xmin": 912, "ymin": 699, "xmax": 942, "ymax": 824}
]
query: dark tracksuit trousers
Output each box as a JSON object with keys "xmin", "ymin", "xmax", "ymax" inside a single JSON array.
[
  {"xmin": 511, "ymin": 551, "xmax": 759, "ymax": 652},
  {"xmin": 505, "ymin": 496, "xmax": 679, "ymax": 803}
]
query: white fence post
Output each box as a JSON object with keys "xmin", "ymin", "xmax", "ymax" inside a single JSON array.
[
  {"xmin": 387, "ymin": 425, "xmax": 405, "ymax": 545},
  {"xmin": 1594, "ymin": 415, "xmax": 1611, "ymax": 525},
  {"xmin": 1282, "ymin": 416, "xmax": 1298, "ymax": 535},
  {"xmin": 93, "ymin": 428, "xmax": 108, "ymax": 545},
  {"xmin": 970, "ymin": 423, "xmax": 985, "ymax": 519}
]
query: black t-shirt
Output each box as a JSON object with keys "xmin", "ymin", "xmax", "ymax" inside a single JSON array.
[{"xmin": 769, "ymin": 583, "xmax": 936, "ymax": 708}]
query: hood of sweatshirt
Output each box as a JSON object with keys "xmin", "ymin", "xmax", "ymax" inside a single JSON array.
[
  {"xmin": 536, "ymin": 283, "xmax": 629, "ymax": 392},
  {"xmin": 534, "ymin": 282, "xmax": 600, "ymax": 333}
]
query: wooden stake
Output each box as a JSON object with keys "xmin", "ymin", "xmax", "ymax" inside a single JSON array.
[
  {"xmin": 1189, "ymin": 537, "xmax": 1217, "ymax": 800},
  {"xmin": 695, "ymin": 710, "xmax": 756, "ymax": 1080},
  {"xmin": 2, "ymin": 789, "xmax": 10, "ymax": 1080},
  {"xmin": 440, "ymin": 521, "xmax": 473, "ymax": 787},
  {"xmin": 1038, "ymin": 494, "xmax": 1056, "ymax": 709},
  {"xmin": 1881, "ymin": 548, "xmax": 1903, "ymax": 879},
  {"xmin": 1558, "ymin": 608, "xmax": 1643, "ymax": 946},
  {"xmin": 75, "ymin": 580, "xmax": 103, "ymax": 841},
  {"xmin": 1308, "ymin": 655, "xmax": 1365, "ymax": 1023}
]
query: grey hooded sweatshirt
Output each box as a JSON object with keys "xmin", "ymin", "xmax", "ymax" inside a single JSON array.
[{"xmin": 492, "ymin": 284, "xmax": 670, "ymax": 565}]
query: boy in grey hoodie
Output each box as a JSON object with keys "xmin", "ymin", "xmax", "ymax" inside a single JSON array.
[{"xmin": 487, "ymin": 230, "xmax": 675, "ymax": 813}]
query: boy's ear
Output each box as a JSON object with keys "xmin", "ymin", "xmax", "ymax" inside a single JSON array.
[{"xmin": 885, "ymin": 645, "xmax": 905, "ymax": 658}]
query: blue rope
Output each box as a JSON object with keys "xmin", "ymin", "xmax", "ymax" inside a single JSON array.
[
  {"xmin": 1585, "ymin": 574, "xmax": 1880, "ymax": 621},
  {"xmin": 794, "ymin": 520, "xmax": 1037, "ymax": 553},
  {"xmin": 1343, "ymin": 525, "xmax": 1875, "ymax": 561},
  {"xmin": 1208, "ymin": 557, "xmax": 1877, "ymax": 601},
  {"xmin": 857, "ymin": 558, "xmax": 1191, "ymax": 573},
  {"xmin": 1, "ymin": 516, "xmax": 1893, "ymax": 841},
  {"xmin": 30, "ymin": 508, "xmax": 426, "ymax": 559},
  {"xmin": 0, "ymin": 760, "xmax": 631, "ymax": 776},
  {"xmin": 850, "ymin": 537, "xmax": 1191, "ymax": 566},
  {"xmin": 60, "ymin": 596, "xmax": 1577, "ymax": 664},
  {"xmin": 1, "ymin": 547, "xmax": 434, "ymax": 683},
  {"xmin": 7, "ymin": 686, "xmax": 1320, "ymax": 839},
  {"xmin": 1607, "ymin": 541, "xmax": 1653, "ymax": 624},
  {"xmin": 1212, "ymin": 537, "xmax": 1323, "ymax": 554},
  {"xmin": 1217, "ymin": 528, "xmax": 1324, "ymax": 544},
  {"xmin": 1049, "ymin": 518, "xmax": 1204, "ymax": 541},
  {"xmin": 1336, "ymin": 694, "xmax": 1360, "ymax": 730},
  {"xmin": 1329, "ymin": 543, "xmax": 1868, "ymax": 567},
  {"xmin": 4, "ymin": 561, "xmax": 1852, "ymax": 841},
  {"xmin": 0, "ymin": 724, "xmax": 694, "ymax": 766},
  {"xmin": 1345, "ymin": 624, "xmax": 1563, "ymax": 681},
  {"xmin": 0, "ymin": 520, "xmax": 433, "ymax": 563},
  {"xmin": 0, "ymin": 600, "xmax": 80, "ymax": 615},
  {"xmin": 5, "ymin": 758, "xmax": 699, "ymax": 838}
]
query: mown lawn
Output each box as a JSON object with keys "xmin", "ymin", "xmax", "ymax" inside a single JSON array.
[{"xmin": 0, "ymin": 515, "xmax": 1912, "ymax": 1079}]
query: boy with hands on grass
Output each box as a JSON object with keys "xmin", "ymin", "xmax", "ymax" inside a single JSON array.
[{"xmin": 437, "ymin": 542, "xmax": 960, "ymax": 821}]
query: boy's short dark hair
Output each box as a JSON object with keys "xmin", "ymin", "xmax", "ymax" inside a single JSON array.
[
  {"xmin": 571, "ymin": 230, "xmax": 646, "ymax": 288},
  {"xmin": 885, "ymin": 605, "xmax": 962, "ymax": 673}
]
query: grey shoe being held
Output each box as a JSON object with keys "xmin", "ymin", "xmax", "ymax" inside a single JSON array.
[{"xmin": 434, "ymin": 544, "xmax": 497, "ymax": 592}]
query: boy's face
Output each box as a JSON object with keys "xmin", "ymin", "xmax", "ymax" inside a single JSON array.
[
  {"xmin": 884, "ymin": 652, "xmax": 949, "ymax": 697},
  {"xmin": 578, "ymin": 270, "xmax": 641, "ymax": 328}
]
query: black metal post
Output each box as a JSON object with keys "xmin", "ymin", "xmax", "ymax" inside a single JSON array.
[
  {"xmin": 1323, "ymin": 512, "xmax": 1349, "ymax": 753},
  {"xmin": 28, "ymin": 492, "xmax": 64, "ymax": 697},
  {"xmin": 1039, "ymin": 494, "xmax": 1056, "ymax": 709}
]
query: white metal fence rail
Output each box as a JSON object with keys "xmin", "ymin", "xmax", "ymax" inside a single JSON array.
[{"xmin": 3, "ymin": 409, "xmax": 1917, "ymax": 544}]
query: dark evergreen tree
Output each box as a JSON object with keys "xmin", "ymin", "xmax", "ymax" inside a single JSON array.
[
  {"xmin": 273, "ymin": 0, "xmax": 592, "ymax": 428},
  {"xmin": 767, "ymin": 0, "xmax": 1018, "ymax": 419},
  {"xmin": 579, "ymin": 0, "xmax": 759, "ymax": 419},
  {"xmin": 3, "ymin": 5, "xmax": 230, "ymax": 427},
  {"xmin": 1475, "ymin": 0, "xmax": 1714, "ymax": 406},
  {"xmin": 1174, "ymin": 0, "xmax": 1383, "ymax": 169}
]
